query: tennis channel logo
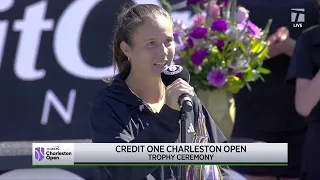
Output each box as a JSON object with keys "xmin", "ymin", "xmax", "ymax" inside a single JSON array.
[
  {"xmin": 32, "ymin": 143, "xmax": 74, "ymax": 165},
  {"xmin": 291, "ymin": 8, "xmax": 305, "ymax": 28}
]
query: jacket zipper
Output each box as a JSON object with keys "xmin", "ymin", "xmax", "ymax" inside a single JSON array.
[
  {"xmin": 141, "ymin": 101, "xmax": 154, "ymax": 113},
  {"xmin": 140, "ymin": 101, "xmax": 180, "ymax": 180}
]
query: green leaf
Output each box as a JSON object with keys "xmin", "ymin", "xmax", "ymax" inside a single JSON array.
[
  {"xmin": 226, "ymin": 42, "xmax": 238, "ymax": 50},
  {"xmin": 244, "ymin": 71, "xmax": 253, "ymax": 82},
  {"xmin": 238, "ymin": 41, "xmax": 249, "ymax": 58},
  {"xmin": 210, "ymin": 47, "xmax": 219, "ymax": 54},
  {"xmin": 257, "ymin": 67, "xmax": 271, "ymax": 74},
  {"xmin": 261, "ymin": 19, "xmax": 273, "ymax": 41},
  {"xmin": 258, "ymin": 74, "xmax": 265, "ymax": 82},
  {"xmin": 192, "ymin": 4, "xmax": 202, "ymax": 13},
  {"xmin": 245, "ymin": 83, "xmax": 252, "ymax": 91},
  {"xmin": 219, "ymin": 33, "xmax": 227, "ymax": 39},
  {"xmin": 226, "ymin": 75, "xmax": 244, "ymax": 94}
]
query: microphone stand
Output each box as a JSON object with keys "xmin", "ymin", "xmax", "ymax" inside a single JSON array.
[
  {"xmin": 180, "ymin": 109, "xmax": 187, "ymax": 180},
  {"xmin": 178, "ymin": 94, "xmax": 193, "ymax": 180}
]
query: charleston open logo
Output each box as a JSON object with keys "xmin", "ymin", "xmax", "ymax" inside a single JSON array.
[
  {"xmin": 34, "ymin": 147, "xmax": 45, "ymax": 161},
  {"xmin": 34, "ymin": 145, "xmax": 72, "ymax": 162}
]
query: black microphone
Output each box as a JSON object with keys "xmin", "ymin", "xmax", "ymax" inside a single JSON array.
[{"xmin": 161, "ymin": 65, "xmax": 193, "ymax": 112}]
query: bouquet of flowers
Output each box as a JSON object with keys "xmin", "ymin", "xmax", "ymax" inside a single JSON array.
[{"xmin": 168, "ymin": 0, "xmax": 272, "ymax": 93}]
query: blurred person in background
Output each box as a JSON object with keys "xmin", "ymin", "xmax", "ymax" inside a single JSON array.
[
  {"xmin": 287, "ymin": 24, "xmax": 320, "ymax": 179},
  {"xmin": 89, "ymin": 3, "xmax": 230, "ymax": 180},
  {"xmin": 230, "ymin": 0, "xmax": 319, "ymax": 179}
]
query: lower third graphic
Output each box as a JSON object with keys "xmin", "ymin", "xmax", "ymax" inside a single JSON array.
[{"xmin": 34, "ymin": 147, "xmax": 45, "ymax": 161}]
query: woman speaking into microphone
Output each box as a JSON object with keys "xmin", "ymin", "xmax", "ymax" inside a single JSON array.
[{"xmin": 89, "ymin": 3, "xmax": 228, "ymax": 180}]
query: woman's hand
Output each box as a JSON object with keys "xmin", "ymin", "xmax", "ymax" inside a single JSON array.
[
  {"xmin": 268, "ymin": 27, "xmax": 296, "ymax": 57},
  {"xmin": 165, "ymin": 78, "xmax": 195, "ymax": 111}
]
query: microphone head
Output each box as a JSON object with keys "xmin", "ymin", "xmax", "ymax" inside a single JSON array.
[{"xmin": 161, "ymin": 65, "xmax": 190, "ymax": 86}]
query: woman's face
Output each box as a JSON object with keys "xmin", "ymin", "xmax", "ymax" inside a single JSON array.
[{"xmin": 121, "ymin": 15, "xmax": 175, "ymax": 78}]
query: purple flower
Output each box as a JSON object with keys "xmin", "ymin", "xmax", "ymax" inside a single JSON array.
[
  {"xmin": 223, "ymin": 0, "xmax": 229, "ymax": 6},
  {"xmin": 173, "ymin": 32, "xmax": 180, "ymax": 39},
  {"xmin": 186, "ymin": 0, "xmax": 204, "ymax": 6},
  {"xmin": 216, "ymin": 39, "xmax": 224, "ymax": 51},
  {"xmin": 184, "ymin": 38, "xmax": 194, "ymax": 50},
  {"xmin": 176, "ymin": 44, "xmax": 186, "ymax": 52},
  {"xmin": 207, "ymin": 70, "xmax": 227, "ymax": 87},
  {"xmin": 247, "ymin": 21, "xmax": 261, "ymax": 38},
  {"xmin": 191, "ymin": 50, "xmax": 209, "ymax": 66},
  {"xmin": 187, "ymin": 38, "xmax": 194, "ymax": 48},
  {"xmin": 236, "ymin": 72, "xmax": 243, "ymax": 79},
  {"xmin": 189, "ymin": 27, "xmax": 208, "ymax": 39},
  {"xmin": 211, "ymin": 19, "xmax": 228, "ymax": 33},
  {"xmin": 235, "ymin": 7, "xmax": 249, "ymax": 24},
  {"xmin": 238, "ymin": 21, "xmax": 261, "ymax": 38},
  {"xmin": 228, "ymin": 67, "xmax": 234, "ymax": 73}
]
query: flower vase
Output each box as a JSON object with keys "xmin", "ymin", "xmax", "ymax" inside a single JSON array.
[{"xmin": 196, "ymin": 89, "xmax": 235, "ymax": 140}]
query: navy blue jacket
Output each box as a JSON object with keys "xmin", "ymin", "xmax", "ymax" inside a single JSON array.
[
  {"xmin": 286, "ymin": 25, "xmax": 320, "ymax": 174},
  {"xmin": 89, "ymin": 72, "xmax": 227, "ymax": 180}
]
